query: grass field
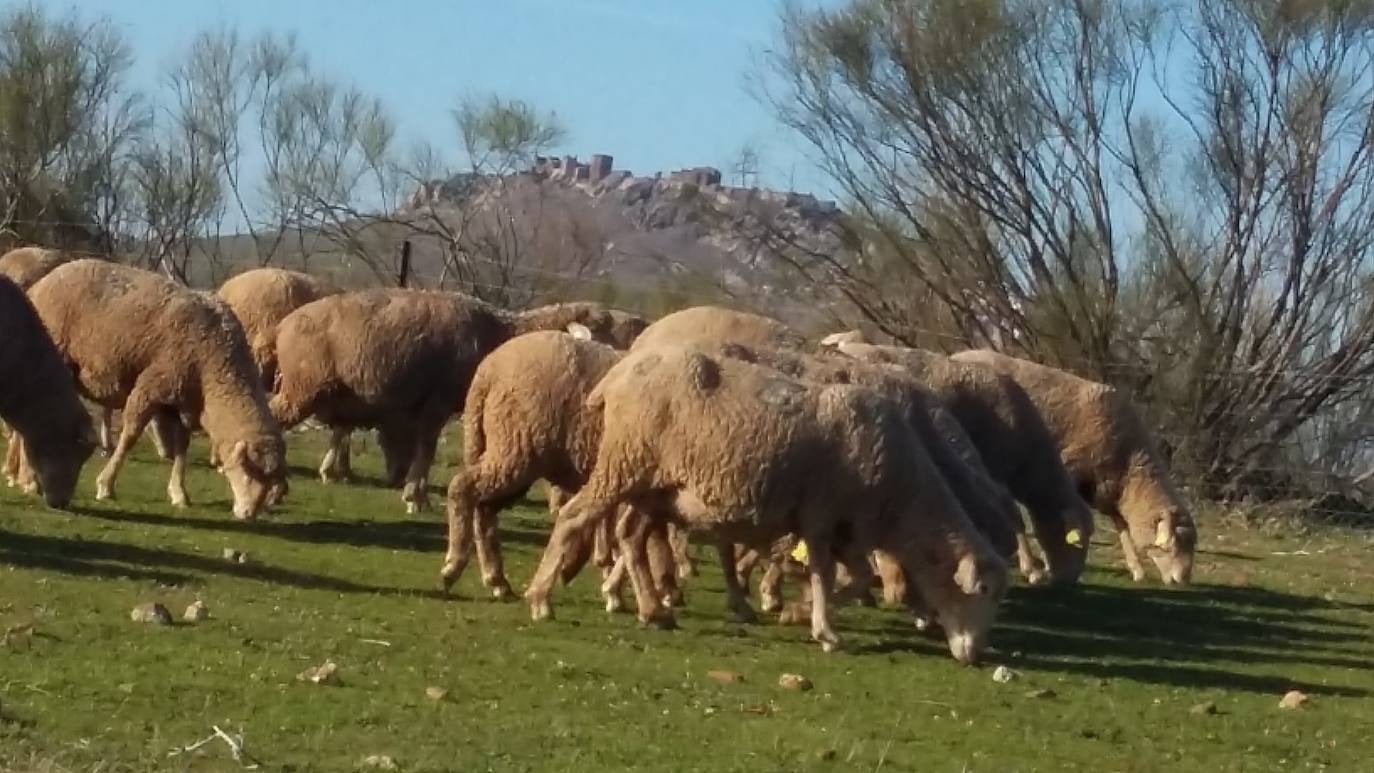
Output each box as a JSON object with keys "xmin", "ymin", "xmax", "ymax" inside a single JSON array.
[{"xmin": 2, "ymin": 431, "xmax": 1372, "ymax": 772}]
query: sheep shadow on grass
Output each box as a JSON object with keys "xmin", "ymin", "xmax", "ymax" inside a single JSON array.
[
  {"xmin": 0, "ymin": 526, "xmax": 446, "ymax": 600},
  {"xmin": 976, "ymin": 581, "xmax": 1374, "ymax": 697}
]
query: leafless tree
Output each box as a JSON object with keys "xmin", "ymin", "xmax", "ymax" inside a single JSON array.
[{"xmin": 762, "ymin": 0, "xmax": 1374, "ymax": 500}]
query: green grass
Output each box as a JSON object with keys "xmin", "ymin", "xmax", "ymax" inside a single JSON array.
[{"xmin": 2, "ymin": 431, "xmax": 1372, "ymax": 772}]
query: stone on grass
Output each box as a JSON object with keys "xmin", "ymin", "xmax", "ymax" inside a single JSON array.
[
  {"xmin": 778, "ymin": 673, "xmax": 813, "ymax": 692},
  {"xmin": 183, "ymin": 601, "xmax": 210, "ymax": 622},
  {"xmin": 1190, "ymin": 701, "xmax": 1219, "ymax": 716},
  {"xmin": 1279, "ymin": 690, "xmax": 1309, "ymax": 710},
  {"xmin": 297, "ymin": 661, "xmax": 341, "ymax": 686},
  {"xmin": 425, "ymin": 686, "xmax": 448, "ymax": 702},
  {"xmin": 707, "ymin": 670, "xmax": 745, "ymax": 685},
  {"xmin": 130, "ymin": 603, "xmax": 173, "ymax": 625},
  {"xmin": 361, "ymin": 754, "xmax": 398, "ymax": 770},
  {"xmin": 992, "ymin": 666, "xmax": 1016, "ymax": 683}
]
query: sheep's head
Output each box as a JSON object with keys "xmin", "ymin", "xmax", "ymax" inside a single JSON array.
[
  {"xmin": 563, "ymin": 307, "xmax": 649, "ymax": 349},
  {"xmin": 22, "ymin": 413, "xmax": 98, "ymax": 509},
  {"xmin": 910, "ymin": 549, "xmax": 1009, "ymax": 665},
  {"xmin": 1033, "ymin": 500, "xmax": 1093, "ymax": 586},
  {"xmin": 1147, "ymin": 505, "xmax": 1196, "ymax": 585},
  {"xmin": 221, "ymin": 435, "xmax": 287, "ymax": 520}
]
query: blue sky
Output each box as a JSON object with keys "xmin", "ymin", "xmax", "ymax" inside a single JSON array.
[{"xmin": 45, "ymin": 0, "xmax": 832, "ymax": 194}]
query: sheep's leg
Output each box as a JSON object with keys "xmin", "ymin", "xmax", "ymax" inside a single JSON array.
[
  {"xmin": 401, "ymin": 415, "xmax": 445, "ymax": 514},
  {"xmin": 525, "ymin": 492, "xmax": 620, "ymax": 622},
  {"xmin": 597, "ymin": 513, "xmax": 627, "ymax": 613},
  {"xmin": 715, "ymin": 540, "xmax": 759, "ymax": 624},
  {"xmin": 334, "ymin": 429, "xmax": 354, "ymax": 482},
  {"xmin": 834, "ymin": 548, "xmax": 878, "ymax": 608},
  {"xmin": 4, "ymin": 428, "xmax": 20, "ymax": 487},
  {"xmin": 668, "ymin": 522, "xmax": 697, "ymax": 579},
  {"xmin": 95, "ymin": 391, "xmax": 156, "ymax": 501},
  {"xmin": 734, "ymin": 545, "xmax": 761, "ymax": 587},
  {"xmin": 804, "ymin": 537, "xmax": 841, "ymax": 653},
  {"xmin": 646, "ymin": 521, "xmax": 683, "ymax": 608},
  {"xmin": 617, "ymin": 510, "xmax": 675, "ymax": 629},
  {"xmin": 1015, "ymin": 531, "xmax": 1049, "ymax": 586},
  {"xmin": 98, "ymin": 408, "xmax": 116, "ymax": 456},
  {"xmin": 164, "ymin": 418, "xmax": 192, "ymax": 508},
  {"xmin": 1104, "ymin": 506, "xmax": 1146, "ymax": 582},
  {"xmin": 148, "ymin": 413, "xmax": 174, "ymax": 461},
  {"xmin": 378, "ymin": 422, "xmax": 412, "ymax": 488},
  {"xmin": 441, "ymin": 455, "xmax": 532, "ymax": 599},
  {"xmin": 319, "ymin": 426, "xmax": 353, "ymax": 483},
  {"xmin": 759, "ymin": 554, "xmax": 787, "ymax": 614}
]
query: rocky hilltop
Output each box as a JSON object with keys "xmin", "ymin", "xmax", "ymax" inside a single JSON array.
[{"xmin": 400, "ymin": 153, "xmax": 845, "ymax": 303}]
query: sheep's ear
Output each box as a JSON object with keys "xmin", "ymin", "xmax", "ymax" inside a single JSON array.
[
  {"xmin": 954, "ymin": 554, "xmax": 985, "ymax": 595},
  {"xmin": 566, "ymin": 322, "xmax": 593, "ymax": 341},
  {"xmin": 1154, "ymin": 518, "xmax": 1174, "ymax": 550}
]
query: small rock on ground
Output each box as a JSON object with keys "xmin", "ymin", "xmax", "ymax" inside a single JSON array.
[
  {"xmin": 778, "ymin": 673, "xmax": 813, "ymax": 691},
  {"xmin": 707, "ymin": 670, "xmax": 745, "ymax": 684},
  {"xmin": 992, "ymin": 666, "xmax": 1016, "ymax": 683},
  {"xmin": 130, "ymin": 603, "xmax": 173, "ymax": 625},
  {"xmin": 1190, "ymin": 701, "xmax": 1219, "ymax": 716},
  {"xmin": 425, "ymin": 686, "xmax": 448, "ymax": 702},
  {"xmin": 183, "ymin": 601, "xmax": 210, "ymax": 622},
  {"xmin": 1279, "ymin": 690, "xmax": 1309, "ymax": 710},
  {"xmin": 297, "ymin": 661, "xmax": 341, "ymax": 685},
  {"xmin": 361, "ymin": 755, "xmax": 398, "ymax": 770},
  {"xmin": 1024, "ymin": 688, "xmax": 1056, "ymax": 699}
]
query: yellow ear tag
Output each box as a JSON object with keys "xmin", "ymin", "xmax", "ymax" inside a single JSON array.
[
  {"xmin": 789, "ymin": 540, "xmax": 810, "ymax": 565},
  {"xmin": 1065, "ymin": 529, "xmax": 1083, "ymax": 547}
]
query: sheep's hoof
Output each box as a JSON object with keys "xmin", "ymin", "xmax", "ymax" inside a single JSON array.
[
  {"xmin": 439, "ymin": 564, "xmax": 461, "ymax": 594},
  {"xmin": 760, "ymin": 593, "xmax": 783, "ymax": 615},
  {"xmin": 817, "ymin": 636, "xmax": 842, "ymax": 654},
  {"xmin": 1128, "ymin": 567, "xmax": 1148, "ymax": 583},
  {"xmin": 1024, "ymin": 568, "xmax": 1049, "ymax": 586},
  {"xmin": 488, "ymin": 581, "xmax": 514, "ymax": 601},
  {"xmin": 95, "ymin": 483, "xmax": 114, "ymax": 501},
  {"xmin": 168, "ymin": 492, "xmax": 189, "ymax": 508},
  {"xmin": 528, "ymin": 598, "xmax": 553, "ymax": 622},
  {"xmin": 20, "ymin": 481, "xmax": 39, "ymax": 496},
  {"xmin": 778, "ymin": 603, "xmax": 811, "ymax": 626},
  {"xmin": 912, "ymin": 615, "xmax": 933, "ymax": 632},
  {"xmin": 661, "ymin": 588, "xmax": 685, "ymax": 609},
  {"xmin": 639, "ymin": 612, "xmax": 677, "ymax": 631},
  {"xmin": 728, "ymin": 604, "xmax": 759, "ymax": 625},
  {"xmin": 603, "ymin": 593, "xmax": 624, "ymax": 614},
  {"xmin": 677, "ymin": 564, "xmax": 697, "ymax": 580}
]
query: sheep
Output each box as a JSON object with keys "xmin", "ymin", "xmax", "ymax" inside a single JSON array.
[
  {"xmin": 270, "ymin": 291, "xmax": 644, "ymax": 514},
  {"xmin": 215, "ymin": 267, "xmax": 345, "ymax": 474},
  {"xmin": 951, "ymin": 349, "xmax": 1196, "ymax": 584},
  {"xmin": 0, "ymin": 276, "xmax": 97, "ymax": 507},
  {"xmin": 523, "ymin": 345, "xmax": 1010, "ymax": 663},
  {"xmin": 629, "ymin": 305, "xmax": 807, "ymax": 353},
  {"xmin": 713, "ymin": 344, "xmax": 1046, "ymax": 613},
  {"xmin": 0, "ymin": 248, "xmax": 116, "ymax": 474},
  {"xmin": 27, "ymin": 260, "xmax": 287, "ymax": 519},
  {"xmin": 824, "ymin": 341, "xmax": 1095, "ymax": 585},
  {"xmin": 439, "ymin": 328, "xmax": 685, "ymax": 611}
]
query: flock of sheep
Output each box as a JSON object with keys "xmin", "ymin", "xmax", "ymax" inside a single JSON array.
[{"xmin": 0, "ymin": 246, "xmax": 1198, "ymax": 666}]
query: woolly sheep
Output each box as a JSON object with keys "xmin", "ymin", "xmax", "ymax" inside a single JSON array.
[
  {"xmin": 27, "ymin": 260, "xmax": 286, "ymax": 519},
  {"xmin": 951, "ymin": 349, "xmax": 1196, "ymax": 584},
  {"xmin": 629, "ymin": 305, "xmax": 806, "ymax": 353},
  {"xmin": 826, "ymin": 341, "xmax": 1095, "ymax": 585},
  {"xmin": 524, "ymin": 345, "xmax": 1009, "ymax": 663},
  {"xmin": 439, "ymin": 328, "xmax": 683, "ymax": 610},
  {"xmin": 270, "ymin": 291, "xmax": 644, "ymax": 513},
  {"xmin": 0, "ymin": 276, "xmax": 97, "ymax": 507}
]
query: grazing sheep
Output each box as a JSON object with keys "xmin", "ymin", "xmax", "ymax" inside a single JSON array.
[
  {"xmin": 825, "ymin": 341, "xmax": 1094, "ymax": 585},
  {"xmin": 0, "ymin": 276, "xmax": 97, "ymax": 507},
  {"xmin": 0, "ymin": 246, "xmax": 70, "ymax": 290},
  {"xmin": 216, "ymin": 267, "xmax": 344, "ymax": 475},
  {"xmin": 952, "ymin": 349, "xmax": 1196, "ymax": 584},
  {"xmin": 0, "ymin": 247, "xmax": 118, "ymax": 468},
  {"xmin": 271, "ymin": 292, "xmax": 642, "ymax": 513},
  {"xmin": 629, "ymin": 305, "xmax": 806, "ymax": 353},
  {"xmin": 524, "ymin": 345, "xmax": 1009, "ymax": 663},
  {"xmin": 440, "ymin": 328, "xmax": 684, "ymax": 611},
  {"xmin": 27, "ymin": 260, "xmax": 287, "ymax": 519}
]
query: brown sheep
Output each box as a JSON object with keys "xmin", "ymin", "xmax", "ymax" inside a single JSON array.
[
  {"xmin": 524, "ymin": 345, "xmax": 1009, "ymax": 663},
  {"xmin": 216, "ymin": 267, "xmax": 344, "ymax": 475},
  {"xmin": 0, "ymin": 276, "xmax": 97, "ymax": 507},
  {"xmin": 439, "ymin": 328, "xmax": 684, "ymax": 612},
  {"xmin": 629, "ymin": 305, "xmax": 807, "ymax": 353},
  {"xmin": 715, "ymin": 344, "xmax": 1046, "ymax": 616},
  {"xmin": 0, "ymin": 247, "xmax": 119, "ymax": 467},
  {"xmin": 951, "ymin": 349, "xmax": 1196, "ymax": 584},
  {"xmin": 270, "ymin": 291, "xmax": 644, "ymax": 513},
  {"xmin": 826, "ymin": 341, "xmax": 1095, "ymax": 585},
  {"xmin": 27, "ymin": 260, "xmax": 287, "ymax": 519}
]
